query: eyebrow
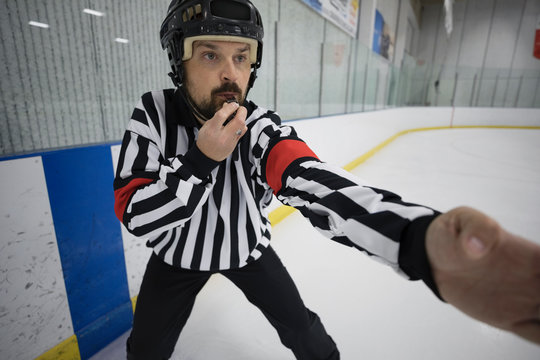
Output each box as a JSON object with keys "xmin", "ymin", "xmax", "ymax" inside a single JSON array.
[{"xmin": 195, "ymin": 41, "xmax": 250, "ymax": 53}]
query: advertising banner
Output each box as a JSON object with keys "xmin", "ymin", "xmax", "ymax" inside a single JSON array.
[
  {"xmin": 372, "ymin": 10, "xmax": 394, "ymax": 60},
  {"xmin": 301, "ymin": 0, "xmax": 359, "ymax": 38}
]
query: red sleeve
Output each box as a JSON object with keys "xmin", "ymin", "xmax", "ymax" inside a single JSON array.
[
  {"xmin": 265, "ymin": 139, "xmax": 319, "ymax": 194},
  {"xmin": 114, "ymin": 178, "xmax": 154, "ymax": 222}
]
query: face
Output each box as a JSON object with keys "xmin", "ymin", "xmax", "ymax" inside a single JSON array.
[{"xmin": 183, "ymin": 40, "xmax": 252, "ymax": 119}]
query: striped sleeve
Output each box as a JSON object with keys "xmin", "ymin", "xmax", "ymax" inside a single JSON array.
[
  {"xmin": 113, "ymin": 93, "xmax": 220, "ymax": 238},
  {"xmin": 251, "ymin": 116, "xmax": 442, "ymax": 297}
]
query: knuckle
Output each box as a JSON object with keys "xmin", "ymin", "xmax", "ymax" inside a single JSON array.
[
  {"xmin": 215, "ymin": 107, "xmax": 228, "ymax": 119},
  {"xmin": 238, "ymin": 106, "xmax": 247, "ymax": 117},
  {"xmin": 486, "ymin": 218, "xmax": 502, "ymax": 236}
]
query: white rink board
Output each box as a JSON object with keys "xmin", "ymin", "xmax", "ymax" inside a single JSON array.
[{"xmin": 0, "ymin": 157, "xmax": 74, "ymax": 360}]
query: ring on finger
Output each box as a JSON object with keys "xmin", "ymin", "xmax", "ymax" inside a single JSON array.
[{"xmin": 235, "ymin": 129, "xmax": 242, "ymax": 136}]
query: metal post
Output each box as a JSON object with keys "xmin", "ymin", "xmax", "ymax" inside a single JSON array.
[
  {"xmin": 405, "ymin": 67, "xmax": 411, "ymax": 106},
  {"xmin": 384, "ymin": 67, "xmax": 391, "ymax": 108},
  {"xmin": 514, "ymin": 75, "xmax": 524, "ymax": 108},
  {"xmin": 393, "ymin": 0, "xmax": 402, "ymax": 68},
  {"xmin": 395, "ymin": 68, "xmax": 403, "ymax": 106},
  {"xmin": 423, "ymin": 65, "xmax": 433, "ymax": 106},
  {"xmin": 374, "ymin": 69, "xmax": 380, "ymax": 110},
  {"xmin": 532, "ymin": 75, "xmax": 540, "ymax": 108},
  {"xmin": 451, "ymin": 72, "xmax": 459, "ymax": 106},
  {"xmin": 345, "ymin": 38, "xmax": 355, "ymax": 113},
  {"xmin": 455, "ymin": 0, "xmax": 470, "ymax": 68},
  {"xmin": 470, "ymin": 74, "xmax": 477, "ymax": 107},
  {"xmin": 434, "ymin": 66, "xmax": 439, "ymax": 106},
  {"xmin": 318, "ymin": 21, "xmax": 327, "ymax": 117},
  {"xmin": 274, "ymin": 20, "xmax": 279, "ymax": 112},
  {"xmin": 491, "ymin": 74, "xmax": 499, "ymax": 107},
  {"xmin": 503, "ymin": 0, "xmax": 526, "ymax": 108},
  {"xmin": 502, "ymin": 71, "xmax": 511, "ymax": 107},
  {"xmin": 318, "ymin": 41, "xmax": 325, "ymax": 117},
  {"xmin": 475, "ymin": 0, "xmax": 497, "ymax": 106},
  {"xmin": 361, "ymin": 55, "xmax": 369, "ymax": 112}
]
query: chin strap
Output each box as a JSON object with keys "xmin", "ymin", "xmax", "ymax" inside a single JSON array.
[
  {"xmin": 177, "ymin": 86, "xmax": 211, "ymax": 123},
  {"xmin": 244, "ymin": 66, "xmax": 257, "ymax": 100}
]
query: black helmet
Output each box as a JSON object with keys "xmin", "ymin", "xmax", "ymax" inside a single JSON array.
[{"xmin": 160, "ymin": 0, "xmax": 264, "ymax": 89}]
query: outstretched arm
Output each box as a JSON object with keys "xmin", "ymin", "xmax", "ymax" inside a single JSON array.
[
  {"xmin": 426, "ymin": 206, "xmax": 540, "ymax": 344},
  {"xmin": 251, "ymin": 116, "xmax": 540, "ymax": 343}
]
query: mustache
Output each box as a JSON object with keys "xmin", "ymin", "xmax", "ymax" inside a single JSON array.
[{"xmin": 211, "ymin": 82, "xmax": 242, "ymax": 96}]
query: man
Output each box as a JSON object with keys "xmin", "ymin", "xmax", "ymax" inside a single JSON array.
[{"xmin": 113, "ymin": 0, "xmax": 540, "ymax": 359}]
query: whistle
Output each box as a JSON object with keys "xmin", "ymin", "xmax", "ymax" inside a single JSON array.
[{"xmin": 223, "ymin": 98, "xmax": 239, "ymax": 126}]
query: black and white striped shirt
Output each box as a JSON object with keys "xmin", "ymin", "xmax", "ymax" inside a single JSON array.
[{"xmin": 114, "ymin": 89, "xmax": 441, "ymax": 292}]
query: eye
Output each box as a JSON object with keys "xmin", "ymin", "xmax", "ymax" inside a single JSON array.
[
  {"xmin": 203, "ymin": 52, "xmax": 217, "ymax": 61},
  {"xmin": 235, "ymin": 54, "xmax": 248, "ymax": 63}
]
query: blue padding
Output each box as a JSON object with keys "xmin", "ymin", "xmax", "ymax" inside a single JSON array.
[
  {"xmin": 42, "ymin": 144, "xmax": 132, "ymax": 359},
  {"xmin": 77, "ymin": 301, "xmax": 133, "ymax": 359}
]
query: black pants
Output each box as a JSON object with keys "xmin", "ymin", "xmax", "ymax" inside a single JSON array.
[{"xmin": 126, "ymin": 246, "xmax": 339, "ymax": 359}]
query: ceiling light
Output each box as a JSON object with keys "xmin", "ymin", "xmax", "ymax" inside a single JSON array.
[
  {"xmin": 29, "ymin": 21, "xmax": 50, "ymax": 29},
  {"xmin": 83, "ymin": 8, "xmax": 105, "ymax": 17},
  {"xmin": 114, "ymin": 38, "xmax": 129, "ymax": 44}
]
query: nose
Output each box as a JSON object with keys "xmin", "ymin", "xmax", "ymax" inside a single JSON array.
[{"xmin": 220, "ymin": 58, "xmax": 238, "ymax": 83}]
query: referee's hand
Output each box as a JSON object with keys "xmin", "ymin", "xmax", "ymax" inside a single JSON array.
[{"xmin": 196, "ymin": 101, "xmax": 248, "ymax": 162}]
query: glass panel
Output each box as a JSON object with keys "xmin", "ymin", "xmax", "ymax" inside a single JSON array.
[{"xmin": 1, "ymin": 0, "xmax": 539, "ymax": 157}]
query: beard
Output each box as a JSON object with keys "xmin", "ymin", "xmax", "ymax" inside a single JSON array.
[{"xmin": 184, "ymin": 80, "xmax": 245, "ymax": 120}]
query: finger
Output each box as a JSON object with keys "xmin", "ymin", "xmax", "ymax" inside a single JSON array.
[
  {"xmin": 224, "ymin": 106, "xmax": 248, "ymax": 134},
  {"xmin": 454, "ymin": 207, "xmax": 502, "ymax": 260},
  {"xmin": 213, "ymin": 101, "xmax": 240, "ymax": 127},
  {"xmin": 511, "ymin": 319, "xmax": 540, "ymax": 344},
  {"xmin": 226, "ymin": 105, "xmax": 247, "ymax": 126},
  {"xmin": 223, "ymin": 104, "xmax": 238, "ymax": 126},
  {"xmin": 462, "ymin": 236, "xmax": 489, "ymax": 259}
]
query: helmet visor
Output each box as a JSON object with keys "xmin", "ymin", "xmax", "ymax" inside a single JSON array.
[{"xmin": 182, "ymin": 35, "xmax": 258, "ymax": 64}]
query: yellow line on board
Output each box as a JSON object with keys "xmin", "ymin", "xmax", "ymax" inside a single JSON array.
[
  {"xmin": 35, "ymin": 334, "xmax": 80, "ymax": 360},
  {"xmin": 268, "ymin": 125, "xmax": 540, "ymax": 226}
]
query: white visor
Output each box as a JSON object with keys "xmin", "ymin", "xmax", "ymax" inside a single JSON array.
[{"xmin": 182, "ymin": 35, "xmax": 258, "ymax": 64}]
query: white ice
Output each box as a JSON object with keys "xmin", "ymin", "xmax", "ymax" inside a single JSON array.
[{"xmin": 91, "ymin": 128, "xmax": 540, "ymax": 360}]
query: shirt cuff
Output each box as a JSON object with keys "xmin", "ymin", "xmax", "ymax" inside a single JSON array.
[
  {"xmin": 398, "ymin": 213, "xmax": 445, "ymax": 301},
  {"xmin": 180, "ymin": 145, "xmax": 221, "ymax": 180}
]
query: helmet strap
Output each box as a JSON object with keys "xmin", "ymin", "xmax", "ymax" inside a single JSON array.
[
  {"xmin": 168, "ymin": 71, "xmax": 182, "ymax": 88},
  {"xmin": 178, "ymin": 85, "xmax": 212, "ymax": 123},
  {"xmin": 244, "ymin": 66, "xmax": 257, "ymax": 99}
]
